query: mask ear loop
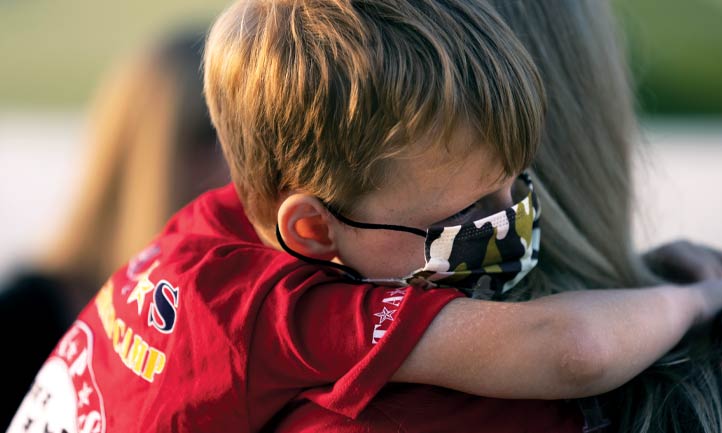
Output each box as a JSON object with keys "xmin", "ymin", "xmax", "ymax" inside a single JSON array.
[
  {"xmin": 275, "ymin": 224, "xmax": 365, "ymax": 281},
  {"xmin": 275, "ymin": 202, "xmax": 426, "ymax": 283},
  {"xmin": 323, "ymin": 203, "xmax": 427, "ymax": 237}
]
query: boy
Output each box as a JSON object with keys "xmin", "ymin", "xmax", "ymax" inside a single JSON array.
[{"xmin": 8, "ymin": 1, "xmax": 722, "ymax": 432}]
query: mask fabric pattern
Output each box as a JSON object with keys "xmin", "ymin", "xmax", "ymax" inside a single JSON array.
[{"xmin": 363, "ymin": 172, "xmax": 541, "ymax": 299}]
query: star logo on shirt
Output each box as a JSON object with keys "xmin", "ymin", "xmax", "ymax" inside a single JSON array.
[
  {"xmin": 386, "ymin": 288, "xmax": 407, "ymax": 296},
  {"xmin": 60, "ymin": 339, "xmax": 78, "ymax": 361},
  {"xmin": 373, "ymin": 307, "xmax": 396, "ymax": 324},
  {"xmin": 126, "ymin": 260, "xmax": 160, "ymax": 315},
  {"xmin": 78, "ymin": 382, "xmax": 93, "ymax": 408}
]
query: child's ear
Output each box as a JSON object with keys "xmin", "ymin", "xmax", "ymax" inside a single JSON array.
[{"xmin": 277, "ymin": 194, "xmax": 337, "ymax": 261}]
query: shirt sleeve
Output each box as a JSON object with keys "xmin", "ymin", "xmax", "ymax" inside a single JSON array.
[{"xmin": 250, "ymin": 267, "xmax": 465, "ymax": 419}]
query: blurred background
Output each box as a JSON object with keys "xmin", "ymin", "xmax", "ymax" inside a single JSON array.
[{"xmin": 0, "ymin": 0, "xmax": 721, "ymax": 283}]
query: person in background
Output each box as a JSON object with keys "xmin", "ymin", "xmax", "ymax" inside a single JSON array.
[
  {"xmin": 43, "ymin": 31, "xmax": 226, "ymax": 308},
  {"xmin": 0, "ymin": 30, "xmax": 227, "ymax": 431}
]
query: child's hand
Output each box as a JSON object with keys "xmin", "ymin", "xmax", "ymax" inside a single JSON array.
[
  {"xmin": 644, "ymin": 240, "xmax": 722, "ymax": 283},
  {"xmin": 687, "ymin": 278, "xmax": 722, "ymax": 325}
]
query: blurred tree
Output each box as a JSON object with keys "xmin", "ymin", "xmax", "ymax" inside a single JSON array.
[
  {"xmin": 1, "ymin": 0, "xmax": 720, "ymax": 114},
  {"xmin": 0, "ymin": 0, "xmax": 228, "ymax": 107},
  {"xmin": 614, "ymin": 0, "xmax": 722, "ymax": 115}
]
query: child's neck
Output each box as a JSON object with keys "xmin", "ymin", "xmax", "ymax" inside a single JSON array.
[{"xmin": 253, "ymin": 223, "xmax": 280, "ymax": 250}]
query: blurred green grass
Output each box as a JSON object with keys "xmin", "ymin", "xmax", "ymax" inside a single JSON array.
[
  {"xmin": 614, "ymin": 0, "xmax": 722, "ymax": 114},
  {"xmin": 0, "ymin": 0, "xmax": 229, "ymax": 108},
  {"xmin": 1, "ymin": 0, "xmax": 721, "ymax": 114}
]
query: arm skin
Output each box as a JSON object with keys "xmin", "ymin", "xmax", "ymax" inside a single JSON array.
[{"xmin": 392, "ymin": 281, "xmax": 722, "ymax": 400}]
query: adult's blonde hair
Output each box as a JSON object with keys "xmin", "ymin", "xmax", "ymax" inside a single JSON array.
[
  {"xmin": 204, "ymin": 0, "xmax": 545, "ymax": 230},
  {"xmin": 45, "ymin": 33, "xmax": 218, "ymax": 308},
  {"xmin": 493, "ymin": 2, "xmax": 722, "ymax": 432}
]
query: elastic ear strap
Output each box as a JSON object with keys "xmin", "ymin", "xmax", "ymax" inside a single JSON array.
[
  {"xmin": 324, "ymin": 204, "xmax": 426, "ymax": 237},
  {"xmin": 274, "ymin": 225, "xmax": 365, "ymax": 280}
]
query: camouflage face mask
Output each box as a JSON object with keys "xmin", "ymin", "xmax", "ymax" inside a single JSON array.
[{"xmin": 277, "ymin": 173, "xmax": 540, "ymax": 298}]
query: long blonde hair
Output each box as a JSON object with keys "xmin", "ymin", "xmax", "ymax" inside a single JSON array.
[
  {"xmin": 44, "ymin": 33, "xmax": 220, "ymax": 309},
  {"xmin": 492, "ymin": 1, "xmax": 722, "ymax": 432}
]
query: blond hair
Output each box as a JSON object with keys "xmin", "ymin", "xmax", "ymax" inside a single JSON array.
[
  {"xmin": 204, "ymin": 0, "xmax": 545, "ymax": 230},
  {"xmin": 45, "ymin": 33, "xmax": 217, "ymax": 308},
  {"xmin": 491, "ymin": 2, "xmax": 722, "ymax": 432}
]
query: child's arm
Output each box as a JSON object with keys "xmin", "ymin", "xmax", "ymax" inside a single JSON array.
[{"xmin": 392, "ymin": 281, "xmax": 722, "ymax": 399}]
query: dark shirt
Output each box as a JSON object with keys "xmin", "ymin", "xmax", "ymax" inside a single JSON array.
[{"xmin": 0, "ymin": 271, "xmax": 73, "ymax": 430}]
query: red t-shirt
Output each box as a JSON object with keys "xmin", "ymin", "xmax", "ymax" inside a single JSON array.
[
  {"xmin": 6, "ymin": 184, "xmax": 463, "ymax": 433},
  {"xmin": 274, "ymin": 384, "xmax": 586, "ymax": 432}
]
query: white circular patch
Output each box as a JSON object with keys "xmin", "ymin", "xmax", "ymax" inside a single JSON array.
[{"xmin": 7, "ymin": 321, "xmax": 106, "ymax": 433}]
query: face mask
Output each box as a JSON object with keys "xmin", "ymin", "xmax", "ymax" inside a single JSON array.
[{"xmin": 277, "ymin": 172, "xmax": 541, "ymax": 299}]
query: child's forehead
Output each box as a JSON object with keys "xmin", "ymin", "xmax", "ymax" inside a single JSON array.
[
  {"xmin": 390, "ymin": 123, "xmax": 505, "ymax": 192},
  {"xmin": 352, "ymin": 142, "xmax": 510, "ymax": 227},
  {"xmin": 391, "ymin": 145, "xmax": 501, "ymax": 190}
]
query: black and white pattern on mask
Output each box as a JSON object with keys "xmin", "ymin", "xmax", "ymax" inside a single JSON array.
[{"xmin": 405, "ymin": 172, "xmax": 540, "ymax": 296}]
